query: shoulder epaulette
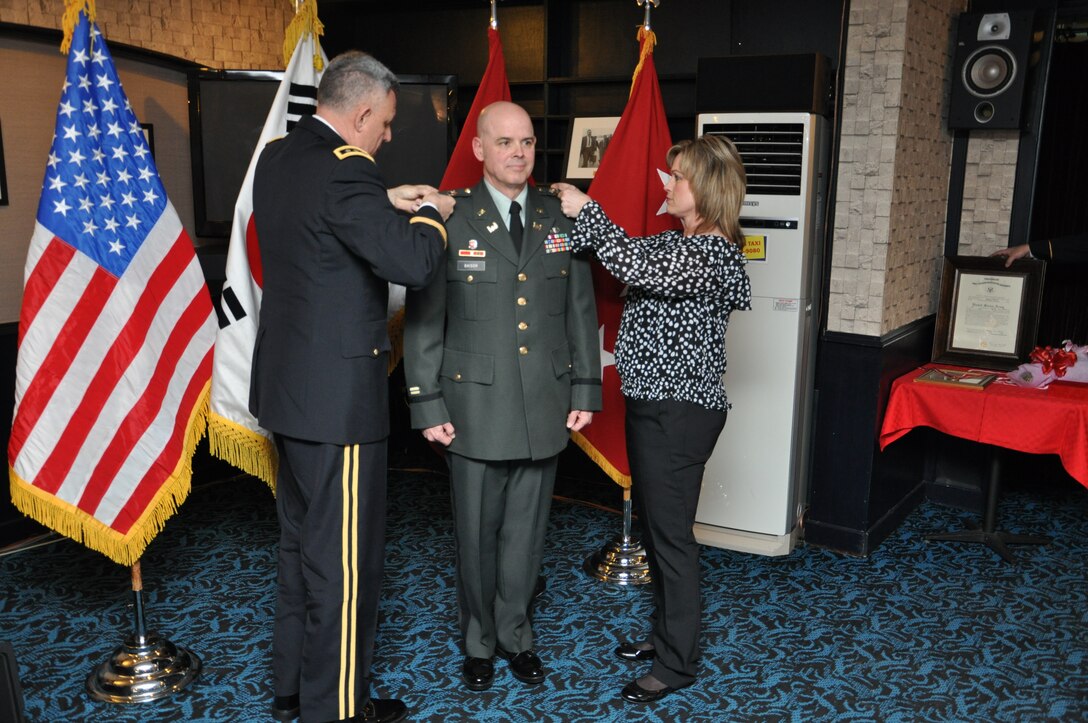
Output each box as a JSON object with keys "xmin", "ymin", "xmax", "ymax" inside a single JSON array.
[
  {"xmin": 333, "ymin": 145, "xmax": 375, "ymax": 162},
  {"xmin": 445, "ymin": 188, "xmax": 474, "ymax": 198}
]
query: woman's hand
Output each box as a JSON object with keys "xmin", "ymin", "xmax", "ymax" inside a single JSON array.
[{"xmin": 551, "ymin": 183, "xmax": 591, "ymax": 219}]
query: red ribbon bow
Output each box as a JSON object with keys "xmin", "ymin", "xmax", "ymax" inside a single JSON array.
[{"xmin": 1029, "ymin": 346, "xmax": 1078, "ymax": 377}]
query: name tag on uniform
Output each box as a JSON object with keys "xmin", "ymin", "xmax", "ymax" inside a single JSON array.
[
  {"xmin": 545, "ymin": 232, "xmax": 572, "ymax": 254},
  {"xmin": 457, "ymin": 260, "xmax": 486, "ymax": 272}
]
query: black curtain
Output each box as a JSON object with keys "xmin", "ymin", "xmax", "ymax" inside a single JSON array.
[{"xmin": 1031, "ymin": 38, "xmax": 1088, "ymax": 346}]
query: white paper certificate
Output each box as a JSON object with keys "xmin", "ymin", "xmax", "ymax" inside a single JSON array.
[{"xmin": 950, "ymin": 273, "xmax": 1024, "ymax": 354}]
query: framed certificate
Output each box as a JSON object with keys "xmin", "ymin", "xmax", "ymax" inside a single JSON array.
[{"xmin": 931, "ymin": 256, "xmax": 1046, "ymax": 370}]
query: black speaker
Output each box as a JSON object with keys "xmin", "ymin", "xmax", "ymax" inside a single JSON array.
[
  {"xmin": 696, "ymin": 53, "xmax": 832, "ymax": 117},
  {"xmin": 948, "ymin": 10, "xmax": 1034, "ymax": 129},
  {"xmin": 0, "ymin": 642, "xmax": 26, "ymax": 723}
]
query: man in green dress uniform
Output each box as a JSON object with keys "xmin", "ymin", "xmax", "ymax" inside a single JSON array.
[{"xmin": 403, "ymin": 101, "xmax": 601, "ymax": 691}]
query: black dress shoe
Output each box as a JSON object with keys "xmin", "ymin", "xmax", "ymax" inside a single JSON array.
[
  {"xmin": 615, "ymin": 642, "xmax": 656, "ymax": 662},
  {"xmin": 497, "ymin": 648, "xmax": 545, "ymax": 685},
  {"xmin": 357, "ymin": 698, "xmax": 408, "ymax": 722},
  {"xmin": 462, "ymin": 656, "xmax": 495, "ymax": 691},
  {"xmin": 271, "ymin": 693, "xmax": 300, "ymax": 721},
  {"xmin": 620, "ymin": 679, "xmax": 687, "ymax": 704},
  {"xmin": 533, "ymin": 575, "xmax": 546, "ymax": 599}
]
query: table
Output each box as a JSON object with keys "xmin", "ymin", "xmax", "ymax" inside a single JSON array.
[{"xmin": 879, "ymin": 365, "xmax": 1088, "ymax": 561}]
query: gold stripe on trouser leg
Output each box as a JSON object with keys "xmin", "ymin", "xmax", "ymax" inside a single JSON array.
[
  {"xmin": 347, "ymin": 444, "xmax": 360, "ymax": 717},
  {"xmin": 338, "ymin": 446, "xmax": 351, "ymax": 720}
]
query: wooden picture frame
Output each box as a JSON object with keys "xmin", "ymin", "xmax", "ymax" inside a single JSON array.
[
  {"xmin": 0, "ymin": 118, "xmax": 9, "ymax": 206},
  {"xmin": 931, "ymin": 255, "xmax": 1046, "ymax": 370},
  {"xmin": 564, "ymin": 116, "xmax": 620, "ymax": 182}
]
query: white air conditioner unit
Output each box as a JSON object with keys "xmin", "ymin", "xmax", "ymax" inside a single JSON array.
[{"xmin": 694, "ymin": 112, "xmax": 829, "ymax": 556}]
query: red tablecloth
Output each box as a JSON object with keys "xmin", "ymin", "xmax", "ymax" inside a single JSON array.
[{"xmin": 879, "ymin": 366, "xmax": 1088, "ymax": 488}]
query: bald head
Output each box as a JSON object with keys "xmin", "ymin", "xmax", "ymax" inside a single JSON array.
[
  {"xmin": 473, "ymin": 102, "xmax": 536, "ymax": 198},
  {"xmin": 476, "ymin": 101, "xmax": 529, "ymax": 136}
]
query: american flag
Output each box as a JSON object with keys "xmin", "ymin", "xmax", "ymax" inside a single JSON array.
[{"xmin": 7, "ymin": 12, "xmax": 215, "ymax": 566}]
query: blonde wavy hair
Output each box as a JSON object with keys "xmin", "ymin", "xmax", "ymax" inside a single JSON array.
[{"xmin": 666, "ymin": 135, "xmax": 747, "ymax": 245}]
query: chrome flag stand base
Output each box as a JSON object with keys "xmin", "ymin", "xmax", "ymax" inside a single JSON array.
[
  {"xmin": 583, "ymin": 489, "xmax": 651, "ymax": 585},
  {"xmin": 87, "ymin": 562, "xmax": 200, "ymax": 703}
]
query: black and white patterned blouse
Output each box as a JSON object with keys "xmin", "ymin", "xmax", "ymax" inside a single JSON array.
[{"xmin": 572, "ymin": 200, "xmax": 752, "ymax": 411}]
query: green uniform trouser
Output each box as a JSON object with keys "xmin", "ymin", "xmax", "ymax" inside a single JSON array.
[{"xmin": 448, "ymin": 453, "xmax": 558, "ymax": 659}]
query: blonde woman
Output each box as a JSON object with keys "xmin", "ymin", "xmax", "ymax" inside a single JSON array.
[{"xmin": 552, "ymin": 134, "xmax": 751, "ymax": 704}]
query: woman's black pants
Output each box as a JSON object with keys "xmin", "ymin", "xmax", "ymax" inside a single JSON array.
[{"xmin": 624, "ymin": 396, "xmax": 728, "ymax": 688}]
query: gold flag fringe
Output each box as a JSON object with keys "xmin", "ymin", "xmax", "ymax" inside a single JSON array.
[
  {"xmin": 629, "ymin": 27, "xmax": 657, "ymax": 98},
  {"xmin": 207, "ymin": 412, "xmax": 278, "ymax": 491},
  {"xmin": 283, "ymin": 0, "xmax": 325, "ymax": 70},
  {"xmin": 60, "ymin": 0, "xmax": 95, "ymax": 55},
  {"xmin": 571, "ymin": 430, "xmax": 632, "ymax": 489},
  {"xmin": 8, "ymin": 382, "xmax": 210, "ymax": 568}
]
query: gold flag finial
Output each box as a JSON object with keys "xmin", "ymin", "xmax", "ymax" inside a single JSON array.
[
  {"xmin": 637, "ymin": 0, "xmax": 660, "ymax": 32},
  {"xmin": 630, "ymin": 2, "xmax": 660, "ymax": 97},
  {"xmin": 60, "ymin": 0, "xmax": 95, "ymax": 55}
]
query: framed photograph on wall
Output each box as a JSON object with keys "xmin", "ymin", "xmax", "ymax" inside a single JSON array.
[
  {"xmin": 0, "ymin": 119, "xmax": 9, "ymax": 206},
  {"xmin": 931, "ymin": 255, "xmax": 1046, "ymax": 370},
  {"xmin": 564, "ymin": 116, "xmax": 620, "ymax": 182},
  {"xmin": 140, "ymin": 122, "xmax": 155, "ymax": 160}
]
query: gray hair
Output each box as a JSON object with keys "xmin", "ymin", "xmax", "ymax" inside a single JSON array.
[{"xmin": 317, "ymin": 51, "xmax": 399, "ymax": 112}]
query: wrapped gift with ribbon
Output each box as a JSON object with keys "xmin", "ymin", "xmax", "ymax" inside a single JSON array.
[{"xmin": 1007, "ymin": 340, "xmax": 1088, "ymax": 388}]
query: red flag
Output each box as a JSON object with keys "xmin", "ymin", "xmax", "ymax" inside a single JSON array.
[
  {"xmin": 439, "ymin": 26, "xmax": 511, "ymax": 191},
  {"xmin": 571, "ymin": 28, "xmax": 680, "ymax": 487},
  {"xmin": 8, "ymin": 10, "xmax": 216, "ymax": 565}
]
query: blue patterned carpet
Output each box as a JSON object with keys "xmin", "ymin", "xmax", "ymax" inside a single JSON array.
[{"xmin": 2, "ymin": 455, "xmax": 1087, "ymax": 722}]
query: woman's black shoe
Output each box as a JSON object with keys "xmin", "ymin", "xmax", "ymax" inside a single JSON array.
[
  {"xmin": 615, "ymin": 641, "xmax": 656, "ymax": 662},
  {"xmin": 620, "ymin": 678, "xmax": 688, "ymax": 704}
]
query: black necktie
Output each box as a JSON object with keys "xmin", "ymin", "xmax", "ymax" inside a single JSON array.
[{"xmin": 508, "ymin": 200, "xmax": 524, "ymax": 254}]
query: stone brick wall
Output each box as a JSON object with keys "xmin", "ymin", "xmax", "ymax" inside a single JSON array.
[
  {"xmin": 828, "ymin": 0, "xmax": 967, "ymax": 336},
  {"xmin": 881, "ymin": 0, "xmax": 964, "ymax": 333},
  {"xmin": 0, "ymin": 0, "xmax": 290, "ymax": 69},
  {"xmin": 958, "ymin": 131, "xmax": 1019, "ymax": 257}
]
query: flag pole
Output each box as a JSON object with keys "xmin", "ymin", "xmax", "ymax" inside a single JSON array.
[
  {"xmin": 86, "ymin": 560, "xmax": 201, "ymax": 702},
  {"xmin": 582, "ymin": 0, "xmax": 665, "ymax": 587},
  {"xmin": 583, "ymin": 486, "xmax": 651, "ymax": 585}
]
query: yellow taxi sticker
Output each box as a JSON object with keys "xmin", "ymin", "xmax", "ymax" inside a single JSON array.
[{"xmin": 742, "ymin": 235, "xmax": 767, "ymax": 262}]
